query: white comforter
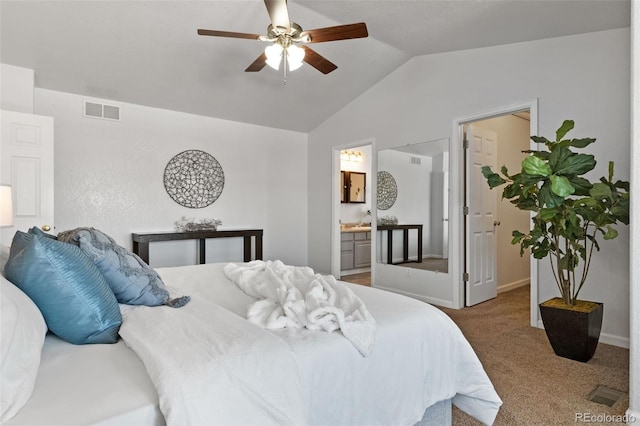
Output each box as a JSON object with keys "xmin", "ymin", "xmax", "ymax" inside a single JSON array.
[
  {"xmin": 119, "ymin": 263, "xmax": 502, "ymax": 426},
  {"xmin": 223, "ymin": 260, "xmax": 376, "ymax": 356}
]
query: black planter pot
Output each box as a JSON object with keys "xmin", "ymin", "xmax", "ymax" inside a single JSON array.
[{"xmin": 539, "ymin": 298, "xmax": 603, "ymax": 363}]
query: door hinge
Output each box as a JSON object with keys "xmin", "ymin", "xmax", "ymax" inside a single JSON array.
[
  {"xmin": 463, "ymin": 272, "xmax": 469, "ymax": 282},
  {"xmin": 463, "ymin": 206, "xmax": 469, "ymax": 215},
  {"xmin": 463, "ymin": 138, "xmax": 469, "ymax": 149}
]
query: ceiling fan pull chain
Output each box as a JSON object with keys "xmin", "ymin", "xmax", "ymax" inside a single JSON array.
[{"xmin": 282, "ymin": 54, "xmax": 287, "ymax": 85}]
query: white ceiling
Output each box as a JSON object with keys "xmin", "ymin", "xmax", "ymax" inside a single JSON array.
[{"xmin": 0, "ymin": 1, "xmax": 630, "ymax": 133}]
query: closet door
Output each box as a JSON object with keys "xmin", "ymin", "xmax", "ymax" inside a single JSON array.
[{"xmin": 0, "ymin": 110, "xmax": 54, "ymax": 246}]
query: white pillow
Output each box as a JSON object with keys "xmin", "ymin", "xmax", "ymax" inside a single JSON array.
[
  {"xmin": 0, "ymin": 244, "xmax": 9, "ymax": 275},
  {"xmin": 0, "ymin": 275, "xmax": 47, "ymax": 422}
]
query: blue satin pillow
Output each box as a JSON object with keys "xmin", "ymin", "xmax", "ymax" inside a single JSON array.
[
  {"xmin": 4, "ymin": 231, "xmax": 121, "ymax": 345},
  {"xmin": 57, "ymin": 227, "xmax": 189, "ymax": 308},
  {"xmin": 28, "ymin": 226, "xmax": 57, "ymax": 239}
]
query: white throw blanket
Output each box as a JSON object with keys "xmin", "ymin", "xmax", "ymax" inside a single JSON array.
[{"xmin": 224, "ymin": 260, "xmax": 376, "ymax": 356}]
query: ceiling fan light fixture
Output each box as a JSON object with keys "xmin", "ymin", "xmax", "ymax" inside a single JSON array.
[
  {"xmin": 197, "ymin": 2, "xmax": 368, "ymax": 76},
  {"xmin": 265, "ymin": 43, "xmax": 283, "ymax": 70},
  {"xmin": 286, "ymin": 44, "xmax": 305, "ymax": 71}
]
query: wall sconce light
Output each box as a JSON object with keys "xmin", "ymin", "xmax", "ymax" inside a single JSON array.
[
  {"xmin": 340, "ymin": 150, "xmax": 363, "ymax": 162},
  {"xmin": 0, "ymin": 184, "xmax": 13, "ymax": 228}
]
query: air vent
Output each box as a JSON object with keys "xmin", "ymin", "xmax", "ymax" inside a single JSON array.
[
  {"xmin": 410, "ymin": 156, "xmax": 421, "ymax": 165},
  {"xmin": 588, "ymin": 385, "xmax": 626, "ymax": 407},
  {"xmin": 83, "ymin": 101, "xmax": 120, "ymax": 121}
]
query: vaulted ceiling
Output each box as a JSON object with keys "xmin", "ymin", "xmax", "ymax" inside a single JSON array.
[{"xmin": 0, "ymin": 1, "xmax": 630, "ymax": 132}]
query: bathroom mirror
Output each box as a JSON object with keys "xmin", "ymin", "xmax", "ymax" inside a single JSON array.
[
  {"xmin": 342, "ymin": 171, "xmax": 366, "ymax": 203},
  {"xmin": 376, "ymin": 138, "xmax": 449, "ymax": 273}
]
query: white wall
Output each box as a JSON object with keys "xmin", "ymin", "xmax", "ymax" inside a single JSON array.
[
  {"xmin": 1, "ymin": 64, "xmax": 34, "ymax": 113},
  {"xmin": 34, "ymin": 89, "xmax": 309, "ymax": 268},
  {"xmin": 473, "ymin": 115, "xmax": 531, "ymax": 291},
  {"xmin": 308, "ymin": 29, "xmax": 630, "ymax": 342}
]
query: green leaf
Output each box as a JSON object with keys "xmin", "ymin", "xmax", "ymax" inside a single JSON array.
[
  {"xmin": 568, "ymin": 176, "xmax": 593, "ymax": 196},
  {"xmin": 531, "ymin": 135, "xmax": 550, "ymax": 145},
  {"xmin": 511, "ymin": 230, "xmax": 525, "ymax": 244},
  {"xmin": 512, "ymin": 197, "xmax": 538, "ymax": 211},
  {"xmin": 589, "ymin": 182, "xmax": 612, "ymax": 201},
  {"xmin": 537, "ymin": 208, "xmax": 559, "ymax": 221},
  {"xmin": 613, "ymin": 180, "xmax": 630, "ymax": 192},
  {"xmin": 569, "ymin": 138, "xmax": 596, "ymax": 148},
  {"xmin": 566, "ymin": 153, "xmax": 597, "ymax": 175},
  {"xmin": 556, "ymin": 120, "xmax": 574, "ymax": 141},
  {"xmin": 532, "ymin": 245, "xmax": 550, "ymax": 259},
  {"xmin": 611, "ymin": 204, "xmax": 630, "ymax": 225},
  {"xmin": 548, "ymin": 147, "xmax": 573, "ymax": 173},
  {"xmin": 603, "ymin": 225, "xmax": 618, "ymax": 240},
  {"xmin": 503, "ymin": 183, "xmax": 522, "ymax": 199},
  {"xmin": 539, "ymin": 181, "xmax": 565, "ymax": 208},
  {"xmin": 517, "ymin": 172, "xmax": 546, "ymax": 185},
  {"xmin": 522, "ymin": 156, "xmax": 551, "ymax": 177},
  {"xmin": 550, "ymin": 175, "xmax": 575, "ymax": 197},
  {"xmin": 550, "ymin": 149, "xmax": 596, "ymax": 176},
  {"xmin": 481, "ymin": 166, "xmax": 506, "ymax": 188}
]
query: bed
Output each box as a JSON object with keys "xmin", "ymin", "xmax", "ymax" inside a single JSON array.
[{"xmin": 1, "ymin": 228, "xmax": 501, "ymax": 426}]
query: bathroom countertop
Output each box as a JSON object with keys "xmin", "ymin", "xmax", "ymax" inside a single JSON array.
[{"xmin": 340, "ymin": 225, "xmax": 371, "ymax": 233}]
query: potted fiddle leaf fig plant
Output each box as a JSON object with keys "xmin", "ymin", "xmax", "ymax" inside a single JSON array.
[{"xmin": 481, "ymin": 120, "xmax": 629, "ymax": 362}]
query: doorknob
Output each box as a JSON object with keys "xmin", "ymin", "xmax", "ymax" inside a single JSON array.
[
  {"xmin": 493, "ymin": 220, "xmax": 501, "ymax": 227},
  {"xmin": 41, "ymin": 225, "xmax": 51, "ymax": 232}
]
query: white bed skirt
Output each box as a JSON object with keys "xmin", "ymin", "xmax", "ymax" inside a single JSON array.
[{"xmin": 417, "ymin": 398, "xmax": 453, "ymax": 426}]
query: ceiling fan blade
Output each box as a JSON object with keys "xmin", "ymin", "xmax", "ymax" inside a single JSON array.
[
  {"xmin": 197, "ymin": 29, "xmax": 262, "ymax": 40},
  {"xmin": 245, "ymin": 53, "xmax": 268, "ymax": 72},
  {"xmin": 303, "ymin": 22, "xmax": 368, "ymax": 43},
  {"xmin": 301, "ymin": 46, "xmax": 337, "ymax": 74},
  {"xmin": 264, "ymin": 0, "xmax": 290, "ymax": 31}
]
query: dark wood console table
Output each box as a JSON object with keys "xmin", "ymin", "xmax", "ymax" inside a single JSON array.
[
  {"xmin": 377, "ymin": 224, "xmax": 423, "ymax": 265},
  {"xmin": 132, "ymin": 229, "xmax": 263, "ymax": 265}
]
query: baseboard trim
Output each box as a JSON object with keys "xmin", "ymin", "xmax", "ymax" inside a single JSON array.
[
  {"xmin": 372, "ymin": 284, "xmax": 455, "ymax": 309},
  {"xmin": 535, "ymin": 319, "xmax": 630, "ymax": 349},
  {"xmin": 497, "ymin": 278, "xmax": 530, "ymax": 293},
  {"xmin": 599, "ymin": 332, "xmax": 630, "ymax": 349},
  {"xmin": 339, "ymin": 267, "xmax": 370, "ymax": 277}
]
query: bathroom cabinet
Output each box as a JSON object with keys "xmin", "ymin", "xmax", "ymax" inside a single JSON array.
[{"xmin": 340, "ymin": 231, "xmax": 371, "ymax": 271}]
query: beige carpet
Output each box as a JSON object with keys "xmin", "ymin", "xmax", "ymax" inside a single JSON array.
[{"xmin": 439, "ymin": 286, "xmax": 630, "ymax": 425}]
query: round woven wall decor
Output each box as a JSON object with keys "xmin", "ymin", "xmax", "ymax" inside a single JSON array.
[
  {"xmin": 164, "ymin": 150, "xmax": 225, "ymax": 208},
  {"xmin": 377, "ymin": 170, "xmax": 397, "ymax": 210}
]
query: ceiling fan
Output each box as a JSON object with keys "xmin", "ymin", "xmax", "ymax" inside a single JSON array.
[{"xmin": 197, "ymin": 0, "xmax": 368, "ymax": 76}]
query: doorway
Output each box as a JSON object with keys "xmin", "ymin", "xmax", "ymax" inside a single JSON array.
[
  {"xmin": 456, "ymin": 100, "xmax": 539, "ymax": 325},
  {"xmin": 331, "ymin": 141, "xmax": 374, "ymax": 285}
]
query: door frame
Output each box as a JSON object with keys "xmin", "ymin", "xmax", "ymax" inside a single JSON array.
[
  {"xmin": 330, "ymin": 138, "xmax": 375, "ymax": 280},
  {"xmin": 452, "ymin": 99, "xmax": 539, "ymax": 326}
]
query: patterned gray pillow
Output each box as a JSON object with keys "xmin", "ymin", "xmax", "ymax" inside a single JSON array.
[{"xmin": 57, "ymin": 227, "xmax": 189, "ymax": 308}]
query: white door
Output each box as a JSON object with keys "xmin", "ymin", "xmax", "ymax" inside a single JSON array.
[
  {"xmin": 0, "ymin": 110, "xmax": 54, "ymax": 247},
  {"xmin": 465, "ymin": 124, "xmax": 498, "ymax": 306}
]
